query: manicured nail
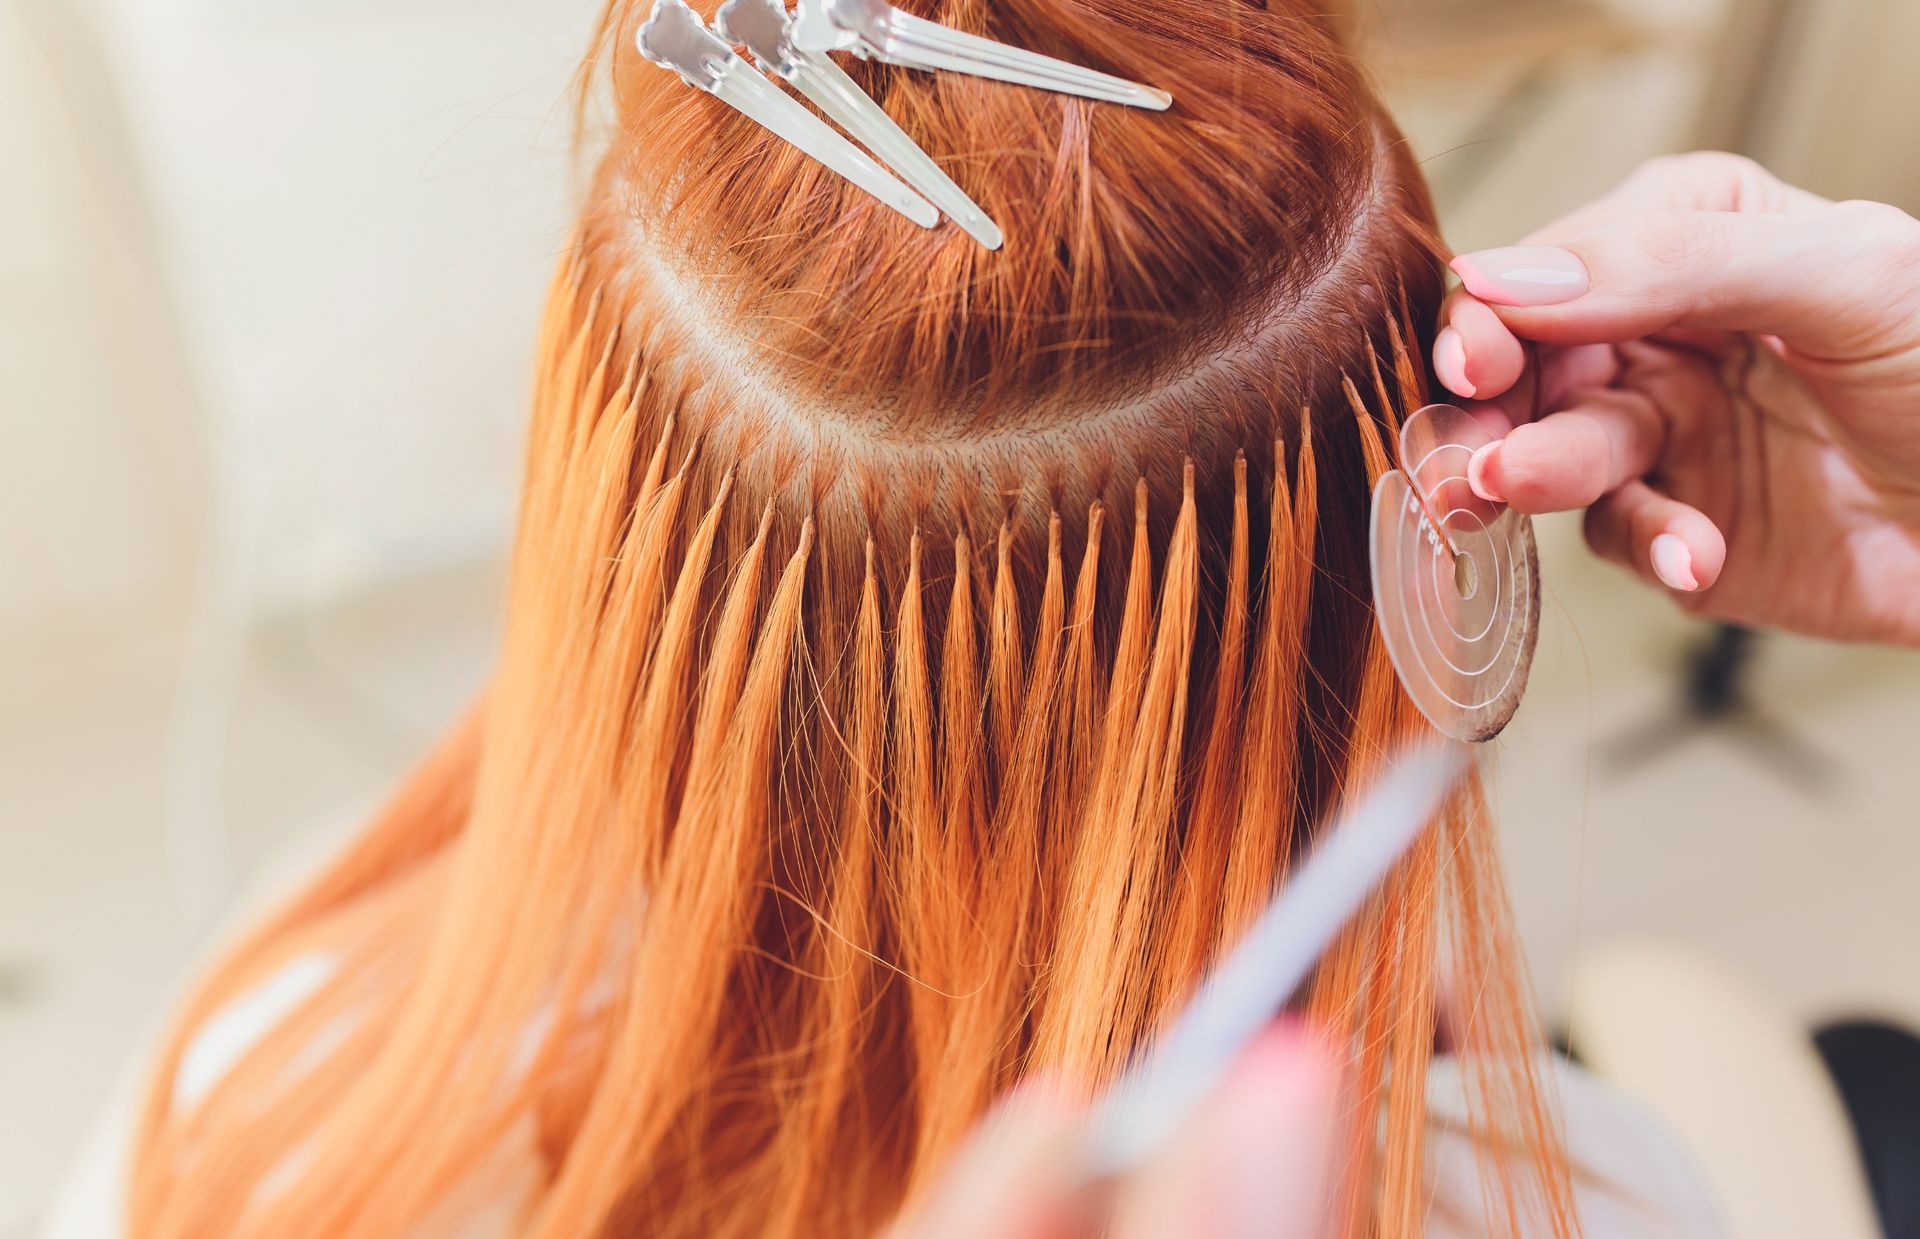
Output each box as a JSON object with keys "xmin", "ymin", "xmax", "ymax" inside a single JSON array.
[
  {"xmin": 1467, "ymin": 442, "xmax": 1504, "ymax": 503},
  {"xmin": 1651, "ymin": 533, "xmax": 1698, "ymax": 592},
  {"xmin": 1433, "ymin": 326, "xmax": 1476, "ymax": 398},
  {"xmin": 1451, "ymin": 246, "xmax": 1590, "ymax": 307}
]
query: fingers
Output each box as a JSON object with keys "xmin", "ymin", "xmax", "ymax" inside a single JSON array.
[
  {"xmin": 1608, "ymin": 151, "xmax": 1832, "ymax": 216},
  {"xmin": 1113, "ymin": 1023, "xmax": 1340, "ymax": 1239},
  {"xmin": 1436, "ymin": 291, "xmax": 1526, "ymax": 399},
  {"xmin": 1451, "ymin": 200, "xmax": 1920, "ymax": 363},
  {"xmin": 1522, "ymin": 151, "xmax": 1830, "ymax": 246},
  {"xmin": 1466, "ymin": 387, "xmax": 1666, "ymax": 514},
  {"xmin": 1431, "ymin": 153, "xmax": 1857, "ymax": 394},
  {"xmin": 1435, "ymin": 294, "xmax": 1620, "ymax": 405},
  {"xmin": 901, "ymin": 1023, "xmax": 1343, "ymax": 1239},
  {"xmin": 1440, "ymin": 296, "xmax": 1625, "ymax": 406},
  {"xmin": 886, "ymin": 1079, "xmax": 1090, "ymax": 1239},
  {"xmin": 1583, "ymin": 480, "xmax": 1728, "ymax": 595}
]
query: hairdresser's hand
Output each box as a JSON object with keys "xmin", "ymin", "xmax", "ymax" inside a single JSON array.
[
  {"xmin": 1432, "ymin": 152, "xmax": 1920, "ymax": 646},
  {"xmin": 882, "ymin": 1024, "xmax": 1339, "ymax": 1239}
]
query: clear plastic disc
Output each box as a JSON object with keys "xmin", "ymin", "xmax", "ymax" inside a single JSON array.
[{"xmin": 1369, "ymin": 404, "xmax": 1539, "ymax": 743}]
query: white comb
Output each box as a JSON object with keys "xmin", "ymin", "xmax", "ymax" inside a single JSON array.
[
  {"xmin": 717, "ymin": 0, "xmax": 1003, "ymax": 249},
  {"xmin": 1080, "ymin": 738, "xmax": 1470, "ymax": 1178},
  {"xmin": 637, "ymin": 0, "xmax": 939, "ymax": 229},
  {"xmin": 789, "ymin": 0, "xmax": 1172, "ymax": 112}
]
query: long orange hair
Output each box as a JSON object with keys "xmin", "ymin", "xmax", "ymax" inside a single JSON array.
[{"xmin": 132, "ymin": 1, "xmax": 1575, "ymax": 1234}]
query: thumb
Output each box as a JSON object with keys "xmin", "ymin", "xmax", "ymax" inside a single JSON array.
[{"xmin": 1452, "ymin": 199, "xmax": 1920, "ymax": 364}]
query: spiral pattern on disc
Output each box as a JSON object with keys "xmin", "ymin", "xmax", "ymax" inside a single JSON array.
[{"xmin": 1368, "ymin": 404, "xmax": 1540, "ymax": 742}]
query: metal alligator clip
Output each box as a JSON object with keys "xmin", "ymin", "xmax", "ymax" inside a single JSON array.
[
  {"xmin": 788, "ymin": 0, "xmax": 1172, "ymax": 112},
  {"xmin": 637, "ymin": 0, "xmax": 939, "ymax": 229},
  {"xmin": 716, "ymin": 0, "xmax": 1003, "ymax": 249}
]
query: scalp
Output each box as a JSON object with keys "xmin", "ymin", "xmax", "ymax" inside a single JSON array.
[{"xmin": 570, "ymin": 0, "xmax": 1444, "ymax": 534}]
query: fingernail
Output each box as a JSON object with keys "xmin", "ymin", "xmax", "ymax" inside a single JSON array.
[
  {"xmin": 1433, "ymin": 326, "xmax": 1476, "ymax": 397},
  {"xmin": 1451, "ymin": 246, "xmax": 1590, "ymax": 307},
  {"xmin": 1467, "ymin": 442, "xmax": 1504, "ymax": 503},
  {"xmin": 1651, "ymin": 534, "xmax": 1699, "ymax": 592}
]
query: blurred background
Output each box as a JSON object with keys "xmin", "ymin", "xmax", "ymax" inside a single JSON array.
[{"xmin": 2, "ymin": 0, "xmax": 1917, "ymax": 1232}]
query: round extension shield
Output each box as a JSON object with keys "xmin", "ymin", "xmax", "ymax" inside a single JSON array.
[{"xmin": 1369, "ymin": 404, "xmax": 1540, "ymax": 743}]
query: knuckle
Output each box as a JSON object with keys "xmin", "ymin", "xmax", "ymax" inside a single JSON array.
[
  {"xmin": 1678, "ymin": 150, "xmax": 1768, "ymax": 187},
  {"xmin": 1624, "ymin": 208, "xmax": 1726, "ymax": 278},
  {"xmin": 1633, "ymin": 152, "xmax": 1702, "ymax": 182},
  {"xmin": 1699, "ymin": 150, "xmax": 1765, "ymax": 178},
  {"xmin": 1829, "ymin": 198, "xmax": 1910, "ymax": 232},
  {"xmin": 1658, "ymin": 150, "xmax": 1757, "ymax": 181},
  {"xmin": 1630, "ymin": 151, "xmax": 1766, "ymax": 197},
  {"xmin": 1842, "ymin": 199, "xmax": 1920, "ymax": 263},
  {"xmin": 1827, "ymin": 200, "xmax": 1920, "ymax": 305}
]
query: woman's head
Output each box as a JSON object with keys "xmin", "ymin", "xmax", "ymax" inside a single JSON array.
[
  {"xmin": 578, "ymin": 0, "xmax": 1441, "ymax": 532},
  {"xmin": 132, "ymin": 2, "xmax": 1571, "ymax": 1236}
]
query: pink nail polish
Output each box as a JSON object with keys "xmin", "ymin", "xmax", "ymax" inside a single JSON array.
[
  {"xmin": 1451, "ymin": 246, "xmax": 1590, "ymax": 307},
  {"xmin": 1651, "ymin": 534, "xmax": 1698, "ymax": 592},
  {"xmin": 1433, "ymin": 326, "xmax": 1476, "ymax": 397},
  {"xmin": 1467, "ymin": 442, "xmax": 1504, "ymax": 503}
]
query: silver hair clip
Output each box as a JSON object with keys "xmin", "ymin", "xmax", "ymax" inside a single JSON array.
[
  {"xmin": 716, "ymin": 0, "xmax": 1003, "ymax": 249},
  {"xmin": 789, "ymin": 0, "xmax": 1172, "ymax": 112},
  {"xmin": 637, "ymin": 0, "xmax": 939, "ymax": 229}
]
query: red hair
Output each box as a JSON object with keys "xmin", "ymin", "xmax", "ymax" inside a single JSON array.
[{"xmin": 133, "ymin": 1, "xmax": 1575, "ymax": 1234}]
